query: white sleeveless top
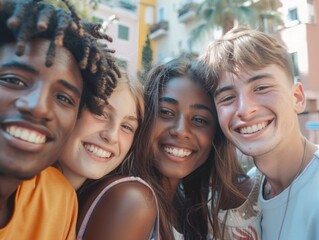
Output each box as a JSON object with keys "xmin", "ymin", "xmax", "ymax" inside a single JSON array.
[{"xmin": 173, "ymin": 227, "xmax": 184, "ymax": 240}]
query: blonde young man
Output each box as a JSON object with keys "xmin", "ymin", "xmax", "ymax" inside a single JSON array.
[{"xmin": 201, "ymin": 27, "xmax": 319, "ymax": 239}]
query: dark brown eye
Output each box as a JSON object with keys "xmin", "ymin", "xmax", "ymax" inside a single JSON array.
[{"xmin": 0, "ymin": 76, "xmax": 27, "ymax": 87}]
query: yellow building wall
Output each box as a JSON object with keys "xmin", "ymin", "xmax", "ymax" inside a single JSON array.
[{"xmin": 138, "ymin": 0, "xmax": 156, "ymax": 71}]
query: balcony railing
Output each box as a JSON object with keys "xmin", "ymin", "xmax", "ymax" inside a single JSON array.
[
  {"xmin": 149, "ymin": 21, "xmax": 169, "ymax": 40},
  {"xmin": 119, "ymin": 0, "xmax": 137, "ymax": 11},
  {"xmin": 177, "ymin": 2, "xmax": 198, "ymax": 23},
  {"xmin": 100, "ymin": 0, "xmax": 137, "ymax": 12}
]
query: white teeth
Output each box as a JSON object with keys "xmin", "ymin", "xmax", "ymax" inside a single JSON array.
[
  {"xmin": 163, "ymin": 146, "xmax": 192, "ymax": 158},
  {"xmin": 84, "ymin": 144, "xmax": 112, "ymax": 158},
  {"xmin": 6, "ymin": 126, "xmax": 46, "ymax": 144},
  {"xmin": 239, "ymin": 122, "xmax": 267, "ymax": 134}
]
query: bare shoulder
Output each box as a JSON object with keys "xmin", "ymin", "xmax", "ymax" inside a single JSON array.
[
  {"xmin": 81, "ymin": 177, "xmax": 157, "ymax": 240},
  {"xmin": 89, "ymin": 176, "xmax": 157, "ymax": 219},
  {"xmin": 103, "ymin": 178, "xmax": 158, "ymax": 210}
]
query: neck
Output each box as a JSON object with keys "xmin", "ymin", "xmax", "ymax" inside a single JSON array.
[
  {"xmin": 262, "ymin": 138, "xmax": 316, "ymax": 198},
  {"xmin": 0, "ymin": 176, "xmax": 21, "ymax": 227},
  {"xmin": 56, "ymin": 162, "xmax": 86, "ymax": 190},
  {"xmin": 162, "ymin": 177, "xmax": 180, "ymax": 203},
  {"xmin": 0, "ymin": 175, "xmax": 21, "ymax": 202},
  {"xmin": 255, "ymin": 137, "xmax": 301, "ymax": 187}
]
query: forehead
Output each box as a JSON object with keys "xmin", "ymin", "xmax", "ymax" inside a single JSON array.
[
  {"xmin": 221, "ymin": 64, "xmax": 286, "ymax": 81},
  {"xmin": 215, "ymin": 64, "xmax": 293, "ymax": 96},
  {"xmin": 162, "ymin": 76, "xmax": 212, "ymax": 104},
  {"xmin": 0, "ymin": 39, "xmax": 83, "ymax": 88},
  {"xmin": 106, "ymin": 84, "xmax": 137, "ymax": 118},
  {"xmin": 1, "ymin": 39, "xmax": 75, "ymax": 66}
]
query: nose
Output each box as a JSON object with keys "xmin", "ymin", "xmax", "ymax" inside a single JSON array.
[
  {"xmin": 99, "ymin": 125, "xmax": 118, "ymax": 144},
  {"xmin": 236, "ymin": 93, "xmax": 257, "ymax": 120},
  {"xmin": 169, "ymin": 114, "xmax": 191, "ymax": 139},
  {"xmin": 15, "ymin": 85, "xmax": 53, "ymax": 121}
]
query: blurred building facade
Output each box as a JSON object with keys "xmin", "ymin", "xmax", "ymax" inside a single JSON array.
[
  {"xmin": 92, "ymin": 0, "xmax": 157, "ymax": 78},
  {"xmin": 276, "ymin": 0, "xmax": 319, "ymax": 143},
  {"xmin": 148, "ymin": 0, "xmax": 213, "ymax": 63},
  {"xmin": 93, "ymin": 0, "xmax": 139, "ymax": 77},
  {"xmin": 148, "ymin": 0, "xmax": 319, "ymax": 142},
  {"xmin": 137, "ymin": 0, "xmax": 157, "ymax": 72},
  {"xmin": 93, "ymin": 0, "xmax": 319, "ymax": 142}
]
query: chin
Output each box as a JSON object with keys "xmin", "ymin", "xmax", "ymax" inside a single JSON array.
[
  {"xmin": 87, "ymin": 172, "xmax": 105, "ymax": 180},
  {"xmin": 13, "ymin": 171, "xmax": 39, "ymax": 180}
]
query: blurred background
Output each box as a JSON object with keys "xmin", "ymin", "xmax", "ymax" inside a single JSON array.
[{"xmin": 51, "ymin": 0, "xmax": 319, "ymax": 171}]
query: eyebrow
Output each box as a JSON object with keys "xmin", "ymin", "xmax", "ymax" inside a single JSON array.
[
  {"xmin": 214, "ymin": 85, "xmax": 233, "ymax": 98},
  {"xmin": 214, "ymin": 73, "xmax": 272, "ymax": 98},
  {"xmin": 103, "ymin": 103, "xmax": 138, "ymax": 122},
  {"xmin": 126, "ymin": 115, "xmax": 138, "ymax": 122},
  {"xmin": 159, "ymin": 96, "xmax": 213, "ymax": 115},
  {"xmin": 0, "ymin": 61, "xmax": 81, "ymax": 97},
  {"xmin": 0, "ymin": 61, "xmax": 38, "ymax": 74},
  {"xmin": 159, "ymin": 96, "xmax": 178, "ymax": 104},
  {"xmin": 191, "ymin": 104, "xmax": 213, "ymax": 115},
  {"xmin": 58, "ymin": 80, "xmax": 81, "ymax": 98}
]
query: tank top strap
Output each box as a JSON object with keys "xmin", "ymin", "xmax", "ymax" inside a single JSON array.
[{"xmin": 77, "ymin": 176, "xmax": 160, "ymax": 240}]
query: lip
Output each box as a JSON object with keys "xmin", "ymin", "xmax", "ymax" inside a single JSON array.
[
  {"xmin": 82, "ymin": 141, "xmax": 114, "ymax": 163},
  {"xmin": 2, "ymin": 117, "xmax": 54, "ymax": 140},
  {"xmin": 1, "ymin": 117, "xmax": 55, "ymax": 152}
]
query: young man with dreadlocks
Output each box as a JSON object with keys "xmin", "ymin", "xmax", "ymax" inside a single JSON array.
[{"xmin": 0, "ymin": 0, "xmax": 120, "ymax": 239}]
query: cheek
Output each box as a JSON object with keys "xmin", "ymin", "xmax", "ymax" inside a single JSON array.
[
  {"xmin": 149, "ymin": 125, "xmax": 161, "ymax": 145},
  {"xmin": 217, "ymin": 106, "xmax": 231, "ymax": 120},
  {"xmin": 216, "ymin": 108, "xmax": 232, "ymax": 131},
  {"xmin": 153, "ymin": 121, "xmax": 166, "ymax": 136},
  {"xmin": 200, "ymin": 138, "xmax": 213, "ymax": 158},
  {"xmin": 198, "ymin": 129, "xmax": 214, "ymax": 157},
  {"xmin": 56, "ymin": 110, "xmax": 78, "ymax": 139},
  {"xmin": 59, "ymin": 138, "xmax": 78, "ymax": 165},
  {"xmin": 121, "ymin": 136, "xmax": 135, "ymax": 155}
]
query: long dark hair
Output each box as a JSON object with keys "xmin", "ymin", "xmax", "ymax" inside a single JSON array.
[
  {"xmin": 133, "ymin": 57, "xmax": 248, "ymax": 239},
  {"xmin": 132, "ymin": 58, "xmax": 211, "ymax": 239}
]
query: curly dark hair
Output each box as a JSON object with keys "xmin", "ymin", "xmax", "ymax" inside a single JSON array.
[{"xmin": 0, "ymin": 0, "xmax": 121, "ymax": 114}]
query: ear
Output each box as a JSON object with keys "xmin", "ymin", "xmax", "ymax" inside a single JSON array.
[{"xmin": 292, "ymin": 82, "xmax": 306, "ymax": 114}]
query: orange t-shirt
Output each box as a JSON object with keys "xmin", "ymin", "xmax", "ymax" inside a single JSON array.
[{"xmin": 0, "ymin": 167, "xmax": 78, "ymax": 240}]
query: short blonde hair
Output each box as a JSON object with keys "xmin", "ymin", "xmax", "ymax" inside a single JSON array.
[{"xmin": 200, "ymin": 27, "xmax": 295, "ymax": 88}]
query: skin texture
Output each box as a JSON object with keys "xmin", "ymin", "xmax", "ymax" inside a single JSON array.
[
  {"xmin": 214, "ymin": 64, "xmax": 313, "ymax": 192},
  {"xmin": 59, "ymin": 84, "xmax": 138, "ymax": 190},
  {"xmin": 77, "ymin": 176, "xmax": 157, "ymax": 240},
  {"xmin": 151, "ymin": 76, "xmax": 215, "ymax": 196},
  {"xmin": 74, "ymin": 82, "xmax": 158, "ymax": 239},
  {"xmin": 0, "ymin": 39, "xmax": 83, "ymax": 226}
]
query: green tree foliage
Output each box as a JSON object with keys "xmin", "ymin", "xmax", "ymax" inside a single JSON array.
[
  {"xmin": 254, "ymin": 0, "xmax": 283, "ymax": 33},
  {"xmin": 142, "ymin": 35, "xmax": 153, "ymax": 73},
  {"xmin": 138, "ymin": 34, "xmax": 153, "ymax": 84},
  {"xmin": 192, "ymin": 0, "xmax": 282, "ymax": 40}
]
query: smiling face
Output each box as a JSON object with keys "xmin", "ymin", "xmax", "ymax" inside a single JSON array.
[
  {"xmin": 151, "ymin": 76, "xmax": 215, "ymax": 182},
  {"xmin": 58, "ymin": 83, "xmax": 139, "ymax": 189},
  {"xmin": 0, "ymin": 39, "xmax": 83, "ymax": 180},
  {"xmin": 214, "ymin": 64, "xmax": 305, "ymax": 158}
]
